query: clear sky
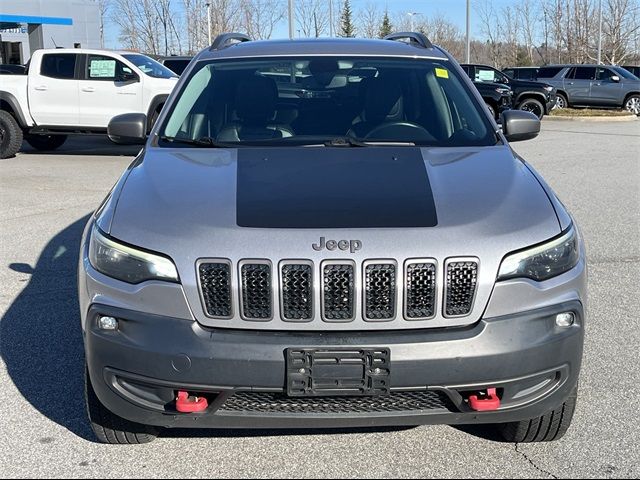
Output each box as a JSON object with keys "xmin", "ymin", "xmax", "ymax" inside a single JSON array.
[{"xmin": 104, "ymin": 0, "xmax": 515, "ymax": 49}]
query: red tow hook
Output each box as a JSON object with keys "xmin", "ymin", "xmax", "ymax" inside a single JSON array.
[
  {"xmin": 468, "ymin": 388, "xmax": 501, "ymax": 412},
  {"xmin": 175, "ymin": 391, "xmax": 208, "ymax": 413}
]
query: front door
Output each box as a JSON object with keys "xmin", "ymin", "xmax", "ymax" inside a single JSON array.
[
  {"xmin": 77, "ymin": 54, "xmax": 143, "ymax": 128},
  {"xmin": 590, "ymin": 67, "xmax": 623, "ymax": 107}
]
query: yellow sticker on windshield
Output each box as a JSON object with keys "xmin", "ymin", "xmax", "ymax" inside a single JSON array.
[{"xmin": 435, "ymin": 68, "xmax": 449, "ymax": 79}]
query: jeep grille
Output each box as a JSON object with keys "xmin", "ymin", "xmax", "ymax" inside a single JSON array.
[
  {"xmin": 196, "ymin": 257, "xmax": 479, "ymax": 325},
  {"xmin": 444, "ymin": 260, "xmax": 479, "ymax": 317},
  {"xmin": 198, "ymin": 261, "xmax": 232, "ymax": 318},
  {"xmin": 240, "ymin": 262, "xmax": 272, "ymax": 320}
]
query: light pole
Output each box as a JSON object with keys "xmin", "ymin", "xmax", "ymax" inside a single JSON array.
[
  {"xmin": 288, "ymin": 0, "xmax": 295, "ymax": 39},
  {"xmin": 407, "ymin": 12, "xmax": 422, "ymax": 32},
  {"xmin": 597, "ymin": 0, "xmax": 603, "ymax": 65},
  {"xmin": 465, "ymin": 0, "xmax": 471, "ymax": 63},
  {"xmin": 206, "ymin": 2, "xmax": 212, "ymax": 45},
  {"xmin": 329, "ymin": 0, "xmax": 334, "ymax": 37}
]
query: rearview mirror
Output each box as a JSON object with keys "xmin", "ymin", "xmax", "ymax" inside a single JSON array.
[
  {"xmin": 108, "ymin": 113, "xmax": 147, "ymax": 145},
  {"xmin": 501, "ymin": 110, "xmax": 540, "ymax": 142}
]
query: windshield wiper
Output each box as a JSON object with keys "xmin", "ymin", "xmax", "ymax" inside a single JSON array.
[
  {"xmin": 324, "ymin": 137, "xmax": 369, "ymax": 147},
  {"xmin": 159, "ymin": 136, "xmax": 233, "ymax": 148}
]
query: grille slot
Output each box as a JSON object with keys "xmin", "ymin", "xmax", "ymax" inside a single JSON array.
[
  {"xmin": 219, "ymin": 391, "xmax": 455, "ymax": 414},
  {"xmin": 281, "ymin": 263, "xmax": 313, "ymax": 321},
  {"xmin": 322, "ymin": 262, "xmax": 355, "ymax": 321},
  {"xmin": 240, "ymin": 262, "xmax": 272, "ymax": 320},
  {"xmin": 364, "ymin": 262, "xmax": 396, "ymax": 320},
  {"xmin": 198, "ymin": 261, "xmax": 232, "ymax": 318},
  {"xmin": 405, "ymin": 261, "xmax": 437, "ymax": 319},
  {"xmin": 445, "ymin": 259, "xmax": 478, "ymax": 317}
]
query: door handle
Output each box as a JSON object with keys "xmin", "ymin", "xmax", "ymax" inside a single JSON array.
[
  {"xmin": 81, "ymin": 87, "xmax": 96, "ymax": 93},
  {"xmin": 34, "ymin": 85, "xmax": 48, "ymax": 91},
  {"xmin": 568, "ymin": 82, "xmax": 574, "ymax": 85}
]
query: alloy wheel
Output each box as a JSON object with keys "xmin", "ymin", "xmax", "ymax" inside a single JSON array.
[{"xmin": 625, "ymin": 97, "xmax": 640, "ymax": 115}]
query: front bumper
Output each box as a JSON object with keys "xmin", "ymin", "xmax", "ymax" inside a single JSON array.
[{"xmin": 85, "ymin": 301, "xmax": 584, "ymax": 429}]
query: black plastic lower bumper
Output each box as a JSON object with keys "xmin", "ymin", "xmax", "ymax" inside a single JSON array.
[{"xmin": 85, "ymin": 301, "xmax": 584, "ymax": 429}]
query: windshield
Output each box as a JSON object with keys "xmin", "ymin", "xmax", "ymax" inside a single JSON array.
[
  {"xmin": 122, "ymin": 54, "xmax": 177, "ymax": 79},
  {"xmin": 160, "ymin": 56, "xmax": 496, "ymax": 147}
]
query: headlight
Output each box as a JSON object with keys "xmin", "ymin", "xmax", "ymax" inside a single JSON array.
[
  {"xmin": 495, "ymin": 87, "xmax": 511, "ymax": 95},
  {"xmin": 544, "ymin": 85, "xmax": 554, "ymax": 92},
  {"xmin": 89, "ymin": 226, "xmax": 179, "ymax": 284},
  {"xmin": 497, "ymin": 226, "xmax": 579, "ymax": 282}
]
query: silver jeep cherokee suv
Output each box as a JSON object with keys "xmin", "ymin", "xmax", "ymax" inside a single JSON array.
[{"xmin": 80, "ymin": 33, "xmax": 586, "ymax": 444}]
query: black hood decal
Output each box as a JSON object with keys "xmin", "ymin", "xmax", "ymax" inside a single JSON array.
[{"xmin": 236, "ymin": 147, "xmax": 437, "ymax": 229}]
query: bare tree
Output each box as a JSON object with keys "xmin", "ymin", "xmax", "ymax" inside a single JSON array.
[
  {"xmin": 474, "ymin": 0, "xmax": 503, "ymax": 67},
  {"xmin": 517, "ymin": 0, "xmax": 539, "ymax": 64},
  {"xmin": 596, "ymin": 0, "xmax": 640, "ymax": 64},
  {"xmin": 242, "ymin": 0, "xmax": 285, "ymax": 39},
  {"xmin": 295, "ymin": 0, "xmax": 330, "ymax": 37},
  {"xmin": 97, "ymin": 0, "xmax": 110, "ymax": 48},
  {"xmin": 358, "ymin": 1, "xmax": 381, "ymax": 39},
  {"xmin": 501, "ymin": 5, "xmax": 520, "ymax": 66}
]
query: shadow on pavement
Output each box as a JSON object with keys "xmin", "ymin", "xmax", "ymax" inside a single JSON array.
[
  {"xmin": 1, "ymin": 215, "xmax": 93, "ymax": 440},
  {"xmin": 19, "ymin": 136, "xmax": 141, "ymax": 157}
]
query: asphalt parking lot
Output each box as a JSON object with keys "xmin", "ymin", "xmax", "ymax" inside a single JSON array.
[{"xmin": 0, "ymin": 120, "xmax": 639, "ymax": 478}]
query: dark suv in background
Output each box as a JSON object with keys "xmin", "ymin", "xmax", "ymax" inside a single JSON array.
[
  {"xmin": 157, "ymin": 56, "xmax": 193, "ymax": 76},
  {"xmin": 537, "ymin": 64, "xmax": 640, "ymax": 114},
  {"xmin": 462, "ymin": 64, "xmax": 556, "ymax": 119}
]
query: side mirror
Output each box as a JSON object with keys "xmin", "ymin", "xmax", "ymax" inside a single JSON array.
[
  {"xmin": 117, "ymin": 71, "xmax": 138, "ymax": 83},
  {"xmin": 611, "ymin": 75, "xmax": 620, "ymax": 83},
  {"xmin": 501, "ymin": 110, "xmax": 540, "ymax": 142},
  {"xmin": 108, "ymin": 113, "xmax": 147, "ymax": 145}
]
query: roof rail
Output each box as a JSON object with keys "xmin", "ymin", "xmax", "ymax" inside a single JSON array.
[
  {"xmin": 209, "ymin": 33, "xmax": 252, "ymax": 51},
  {"xmin": 383, "ymin": 32, "xmax": 433, "ymax": 49}
]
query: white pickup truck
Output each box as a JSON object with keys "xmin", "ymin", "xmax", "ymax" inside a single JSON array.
[{"xmin": 0, "ymin": 48, "xmax": 179, "ymax": 158}]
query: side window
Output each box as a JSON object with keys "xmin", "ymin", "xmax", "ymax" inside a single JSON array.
[
  {"xmin": 475, "ymin": 67, "xmax": 498, "ymax": 83},
  {"xmin": 573, "ymin": 67, "xmax": 596, "ymax": 80},
  {"xmin": 502, "ymin": 69, "xmax": 515, "ymax": 79},
  {"xmin": 40, "ymin": 54, "xmax": 77, "ymax": 79},
  {"xmin": 597, "ymin": 68, "xmax": 615, "ymax": 81},
  {"xmin": 86, "ymin": 55, "xmax": 133, "ymax": 81},
  {"xmin": 537, "ymin": 66, "xmax": 563, "ymax": 79}
]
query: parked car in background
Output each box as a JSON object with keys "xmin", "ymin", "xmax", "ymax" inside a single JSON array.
[
  {"xmin": 0, "ymin": 64, "xmax": 26, "ymax": 75},
  {"xmin": 502, "ymin": 66, "xmax": 539, "ymax": 81},
  {"xmin": 471, "ymin": 80, "xmax": 513, "ymax": 120},
  {"xmin": 621, "ymin": 66, "xmax": 640, "ymax": 78},
  {"xmin": 157, "ymin": 55, "xmax": 193, "ymax": 76},
  {"xmin": 0, "ymin": 48, "xmax": 179, "ymax": 159},
  {"xmin": 462, "ymin": 64, "xmax": 556, "ymax": 119},
  {"xmin": 536, "ymin": 64, "xmax": 640, "ymax": 114}
]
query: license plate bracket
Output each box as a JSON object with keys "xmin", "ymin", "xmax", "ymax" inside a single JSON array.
[{"xmin": 286, "ymin": 348, "xmax": 390, "ymax": 397}]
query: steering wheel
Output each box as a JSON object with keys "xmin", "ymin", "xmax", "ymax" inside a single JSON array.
[{"xmin": 364, "ymin": 122, "xmax": 435, "ymax": 142}]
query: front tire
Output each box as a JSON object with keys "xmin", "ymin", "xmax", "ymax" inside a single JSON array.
[
  {"xmin": 555, "ymin": 92, "xmax": 569, "ymax": 110},
  {"xmin": 24, "ymin": 134, "xmax": 67, "ymax": 151},
  {"xmin": 496, "ymin": 385, "xmax": 578, "ymax": 443},
  {"xmin": 85, "ymin": 368, "xmax": 160, "ymax": 444},
  {"xmin": 518, "ymin": 98, "xmax": 545, "ymax": 119},
  {"xmin": 624, "ymin": 94, "xmax": 640, "ymax": 115},
  {"xmin": 485, "ymin": 102, "xmax": 497, "ymax": 120},
  {"xmin": 0, "ymin": 110, "xmax": 23, "ymax": 159}
]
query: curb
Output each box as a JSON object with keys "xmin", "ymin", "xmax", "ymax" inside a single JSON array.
[{"xmin": 544, "ymin": 114, "xmax": 638, "ymax": 122}]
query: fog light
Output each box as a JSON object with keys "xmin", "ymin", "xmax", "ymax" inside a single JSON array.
[
  {"xmin": 555, "ymin": 312, "xmax": 575, "ymax": 327},
  {"xmin": 98, "ymin": 316, "xmax": 118, "ymax": 330}
]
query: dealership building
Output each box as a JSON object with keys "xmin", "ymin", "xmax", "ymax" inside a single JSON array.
[{"xmin": 0, "ymin": 0, "xmax": 100, "ymax": 64}]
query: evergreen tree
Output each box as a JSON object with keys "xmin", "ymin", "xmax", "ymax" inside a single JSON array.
[
  {"xmin": 339, "ymin": 0, "xmax": 356, "ymax": 38},
  {"xmin": 378, "ymin": 10, "xmax": 392, "ymax": 38}
]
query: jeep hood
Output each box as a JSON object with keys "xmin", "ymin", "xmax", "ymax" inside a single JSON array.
[{"xmin": 105, "ymin": 145, "xmax": 562, "ymax": 329}]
